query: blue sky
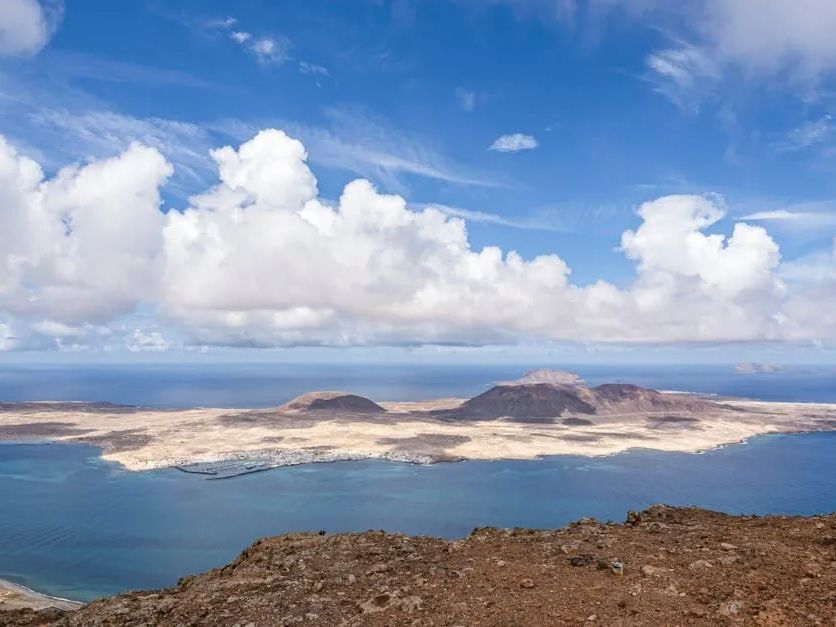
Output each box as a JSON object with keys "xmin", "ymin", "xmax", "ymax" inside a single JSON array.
[{"xmin": 1, "ymin": 0, "xmax": 835, "ymax": 363}]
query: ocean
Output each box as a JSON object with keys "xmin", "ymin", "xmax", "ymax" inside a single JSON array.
[
  {"xmin": 0, "ymin": 362, "xmax": 834, "ymax": 407},
  {"xmin": 0, "ymin": 362, "xmax": 834, "ymax": 602}
]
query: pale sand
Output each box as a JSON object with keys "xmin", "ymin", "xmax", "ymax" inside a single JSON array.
[
  {"xmin": 1, "ymin": 398, "xmax": 835, "ymax": 472},
  {"xmin": 0, "ymin": 578, "xmax": 83, "ymax": 612}
]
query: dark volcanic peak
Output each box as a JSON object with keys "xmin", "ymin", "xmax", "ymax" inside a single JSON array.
[
  {"xmin": 283, "ymin": 391, "xmax": 386, "ymax": 414},
  {"xmin": 590, "ymin": 384, "xmax": 716, "ymax": 413},
  {"xmin": 592, "ymin": 383, "xmax": 658, "ymax": 400},
  {"xmin": 438, "ymin": 379, "xmax": 721, "ymax": 420},
  {"xmin": 446, "ymin": 383, "xmax": 597, "ymax": 419}
]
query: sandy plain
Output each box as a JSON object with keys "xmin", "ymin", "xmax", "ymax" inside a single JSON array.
[{"xmin": 1, "ymin": 392, "xmax": 835, "ymax": 474}]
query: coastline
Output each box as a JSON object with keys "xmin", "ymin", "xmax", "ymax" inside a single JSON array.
[
  {"xmin": 2, "ymin": 395, "xmax": 836, "ymax": 475},
  {"xmin": 0, "ymin": 578, "xmax": 83, "ymax": 612},
  {"xmin": 1, "ymin": 426, "xmax": 832, "ymax": 482}
]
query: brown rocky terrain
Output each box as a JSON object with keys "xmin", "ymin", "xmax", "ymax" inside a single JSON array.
[
  {"xmin": 281, "ymin": 392, "xmax": 387, "ymax": 414},
  {"xmin": 3, "ymin": 505, "xmax": 835, "ymax": 626},
  {"xmin": 438, "ymin": 381, "xmax": 719, "ymax": 420}
]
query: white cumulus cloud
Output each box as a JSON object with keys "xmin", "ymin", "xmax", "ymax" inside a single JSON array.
[
  {"xmin": 0, "ymin": 135, "xmax": 172, "ymax": 325},
  {"xmin": 0, "ymin": 0, "xmax": 62, "ymax": 57},
  {"xmin": 0, "ymin": 128, "xmax": 833, "ymax": 350}
]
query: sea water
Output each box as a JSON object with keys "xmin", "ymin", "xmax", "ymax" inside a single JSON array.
[
  {"xmin": 0, "ymin": 363, "xmax": 834, "ymax": 601},
  {"xmin": 0, "ymin": 362, "xmax": 833, "ymax": 407}
]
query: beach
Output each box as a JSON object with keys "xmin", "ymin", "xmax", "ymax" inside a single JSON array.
[{"xmin": 0, "ymin": 578, "xmax": 82, "ymax": 613}]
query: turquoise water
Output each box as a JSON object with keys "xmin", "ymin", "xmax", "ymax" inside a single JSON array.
[{"xmin": 2, "ymin": 433, "xmax": 836, "ymax": 602}]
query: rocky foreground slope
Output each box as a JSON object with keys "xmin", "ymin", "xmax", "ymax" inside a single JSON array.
[{"xmin": 4, "ymin": 506, "xmax": 835, "ymax": 626}]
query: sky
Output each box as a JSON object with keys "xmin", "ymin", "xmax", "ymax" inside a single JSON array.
[{"xmin": 0, "ymin": 0, "xmax": 835, "ymax": 364}]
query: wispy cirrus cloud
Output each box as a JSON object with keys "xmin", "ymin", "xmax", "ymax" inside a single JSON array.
[
  {"xmin": 214, "ymin": 108, "xmax": 503, "ymax": 192},
  {"xmin": 38, "ymin": 50, "xmax": 216, "ymax": 89},
  {"xmin": 413, "ymin": 203, "xmax": 566, "ymax": 232},
  {"xmin": 741, "ymin": 205, "xmax": 836, "ymax": 230},
  {"xmin": 206, "ymin": 15, "xmax": 291, "ymax": 65},
  {"xmin": 299, "ymin": 61, "xmax": 329, "ymax": 77},
  {"xmin": 772, "ymin": 115, "xmax": 836, "ymax": 154},
  {"xmin": 455, "ymin": 87, "xmax": 477, "ymax": 112},
  {"xmin": 643, "ymin": 1, "xmax": 836, "ymax": 109},
  {"xmin": 645, "ymin": 40, "xmax": 720, "ymax": 111}
]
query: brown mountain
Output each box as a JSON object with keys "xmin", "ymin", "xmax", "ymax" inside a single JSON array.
[
  {"xmin": 439, "ymin": 380, "xmax": 719, "ymax": 420},
  {"xmin": 282, "ymin": 392, "xmax": 386, "ymax": 414},
  {"xmin": 441, "ymin": 383, "xmax": 597, "ymax": 418},
  {"xmin": 587, "ymin": 383, "xmax": 717, "ymax": 414}
]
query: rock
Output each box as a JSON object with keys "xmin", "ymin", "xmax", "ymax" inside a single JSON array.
[
  {"xmin": 688, "ymin": 559, "xmax": 713, "ymax": 570},
  {"xmin": 640, "ymin": 565, "xmax": 670, "ymax": 578},
  {"xmin": 366, "ymin": 563, "xmax": 389, "ymax": 575},
  {"xmin": 569, "ymin": 554, "xmax": 596, "ymax": 567},
  {"xmin": 361, "ymin": 593, "xmax": 391, "ymax": 614},
  {"xmin": 805, "ymin": 563, "xmax": 822, "ymax": 578},
  {"xmin": 560, "ymin": 540, "xmax": 582, "ymax": 554},
  {"xmin": 12, "ymin": 507, "xmax": 836, "ymax": 626},
  {"xmin": 718, "ymin": 600, "xmax": 744, "ymax": 616},
  {"xmin": 400, "ymin": 596, "xmax": 423, "ymax": 612},
  {"xmin": 719, "ymin": 542, "xmax": 738, "ymax": 551}
]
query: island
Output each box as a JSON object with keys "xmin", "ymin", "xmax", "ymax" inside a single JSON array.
[{"xmin": 2, "ymin": 370, "xmax": 835, "ymax": 478}]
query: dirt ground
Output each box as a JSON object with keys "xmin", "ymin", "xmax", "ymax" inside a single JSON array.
[{"xmin": 3, "ymin": 505, "xmax": 835, "ymax": 626}]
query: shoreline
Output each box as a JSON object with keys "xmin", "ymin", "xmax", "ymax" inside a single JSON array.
[
  {"xmin": 2, "ymin": 389, "xmax": 836, "ymax": 475},
  {"xmin": 2, "ymin": 429, "xmax": 831, "ymax": 481},
  {"xmin": 0, "ymin": 578, "xmax": 83, "ymax": 612}
]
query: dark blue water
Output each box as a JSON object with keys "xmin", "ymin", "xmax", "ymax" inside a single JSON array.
[
  {"xmin": 0, "ymin": 362, "xmax": 834, "ymax": 407},
  {"xmin": 2, "ymin": 434, "xmax": 836, "ymax": 602}
]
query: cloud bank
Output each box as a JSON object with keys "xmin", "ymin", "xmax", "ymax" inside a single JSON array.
[{"xmin": 0, "ymin": 128, "xmax": 834, "ymax": 350}]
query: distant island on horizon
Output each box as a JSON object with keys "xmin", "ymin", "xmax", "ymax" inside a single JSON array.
[{"xmin": 2, "ymin": 370, "xmax": 835, "ymax": 478}]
